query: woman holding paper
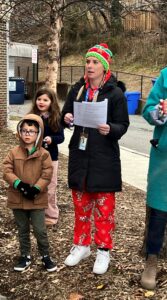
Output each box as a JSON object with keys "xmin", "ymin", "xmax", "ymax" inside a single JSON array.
[{"xmin": 61, "ymin": 43, "xmax": 129, "ymax": 274}]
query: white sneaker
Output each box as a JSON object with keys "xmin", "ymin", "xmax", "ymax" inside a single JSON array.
[
  {"xmin": 64, "ymin": 245, "xmax": 91, "ymax": 266},
  {"xmin": 93, "ymin": 249, "xmax": 110, "ymax": 275}
]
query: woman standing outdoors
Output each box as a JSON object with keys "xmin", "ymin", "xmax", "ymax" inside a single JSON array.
[
  {"xmin": 61, "ymin": 43, "xmax": 129, "ymax": 275},
  {"xmin": 141, "ymin": 67, "xmax": 167, "ymax": 290}
]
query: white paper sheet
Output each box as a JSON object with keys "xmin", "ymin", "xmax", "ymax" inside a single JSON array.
[{"xmin": 73, "ymin": 99, "xmax": 108, "ymax": 128}]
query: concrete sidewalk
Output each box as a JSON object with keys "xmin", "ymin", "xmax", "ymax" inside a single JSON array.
[{"xmin": 8, "ymin": 108, "xmax": 149, "ymax": 192}]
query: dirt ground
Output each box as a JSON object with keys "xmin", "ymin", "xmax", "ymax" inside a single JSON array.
[{"xmin": 0, "ymin": 129, "xmax": 167, "ymax": 300}]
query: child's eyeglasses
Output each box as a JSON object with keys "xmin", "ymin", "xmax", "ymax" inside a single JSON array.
[{"xmin": 21, "ymin": 129, "xmax": 38, "ymax": 136}]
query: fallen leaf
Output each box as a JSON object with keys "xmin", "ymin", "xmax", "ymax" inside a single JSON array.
[
  {"xmin": 144, "ymin": 291, "xmax": 155, "ymax": 297},
  {"xmin": 96, "ymin": 284, "xmax": 105, "ymax": 290},
  {"xmin": 56, "ymin": 265, "xmax": 66, "ymax": 272},
  {"xmin": 117, "ymin": 249, "xmax": 126, "ymax": 253},
  {"xmin": 51, "ymin": 279, "xmax": 60, "ymax": 284},
  {"xmin": 68, "ymin": 293, "xmax": 84, "ymax": 300}
]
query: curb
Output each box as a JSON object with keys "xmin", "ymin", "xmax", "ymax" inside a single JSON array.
[{"xmin": 120, "ymin": 146, "xmax": 149, "ymax": 158}]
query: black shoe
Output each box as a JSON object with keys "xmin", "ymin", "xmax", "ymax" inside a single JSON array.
[
  {"xmin": 14, "ymin": 255, "xmax": 31, "ymax": 271},
  {"xmin": 42, "ymin": 255, "xmax": 57, "ymax": 272}
]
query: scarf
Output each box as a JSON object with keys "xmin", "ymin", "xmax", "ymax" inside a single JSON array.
[{"xmin": 84, "ymin": 70, "xmax": 111, "ymax": 102}]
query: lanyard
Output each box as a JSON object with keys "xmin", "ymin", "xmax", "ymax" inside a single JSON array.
[
  {"xmin": 85, "ymin": 87, "xmax": 99, "ymax": 102},
  {"xmin": 85, "ymin": 88, "xmax": 90, "ymax": 102}
]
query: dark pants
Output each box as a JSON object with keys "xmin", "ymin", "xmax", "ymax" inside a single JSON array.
[
  {"xmin": 13, "ymin": 209, "xmax": 49, "ymax": 256},
  {"xmin": 146, "ymin": 207, "xmax": 167, "ymax": 255}
]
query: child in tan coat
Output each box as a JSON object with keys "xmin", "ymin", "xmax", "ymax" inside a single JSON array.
[{"xmin": 3, "ymin": 114, "xmax": 57, "ymax": 272}]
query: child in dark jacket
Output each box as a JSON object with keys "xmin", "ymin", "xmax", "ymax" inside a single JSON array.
[
  {"xmin": 30, "ymin": 87, "xmax": 64, "ymax": 226},
  {"xmin": 3, "ymin": 114, "xmax": 57, "ymax": 272}
]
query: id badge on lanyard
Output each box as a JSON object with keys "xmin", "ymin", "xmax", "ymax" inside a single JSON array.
[
  {"xmin": 78, "ymin": 87, "xmax": 96, "ymax": 151},
  {"xmin": 79, "ymin": 130, "xmax": 88, "ymax": 151}
]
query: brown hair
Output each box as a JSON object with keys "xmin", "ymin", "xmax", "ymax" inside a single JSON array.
[{"xmin": 30, "ymin": 87, "xmax": 61, "ymax": 132}]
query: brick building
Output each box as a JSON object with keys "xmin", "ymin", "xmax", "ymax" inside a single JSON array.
[{"xmin": 0, "ymin": 21, "xmax": 8, "ymax": 129}]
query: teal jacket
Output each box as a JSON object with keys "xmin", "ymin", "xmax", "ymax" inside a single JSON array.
[{"xmin": 143, "ymin": 67, "xmax": 167, "ymax": 211}]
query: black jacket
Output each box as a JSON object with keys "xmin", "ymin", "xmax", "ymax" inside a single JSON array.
[
  {"xmin": 42, "ymin": 116, "xmax": 64, "ymax": 161},
  {"xmin": 61, "ymin": 75, "xmax": 129, "ymax": 192}
]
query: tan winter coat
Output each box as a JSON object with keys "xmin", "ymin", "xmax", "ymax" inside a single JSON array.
[{"xmin": 3, "ymin": 114, "xmax": 53, "ymax": 209}]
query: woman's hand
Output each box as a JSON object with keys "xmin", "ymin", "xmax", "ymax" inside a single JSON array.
[
  {"xmin": 64, "ymin": 113, "xmax": 74, "ymax": 125},
  {"xmin": 98, "ymin": 124, "xmax": 110, "ymax": 135},
  {"xmin": 160, "ymin": 99, "xmax": 167, "ymax": 115},
  {"xmin": 43, "ymin": 136, "xmax": 52, "ymax": 145}
]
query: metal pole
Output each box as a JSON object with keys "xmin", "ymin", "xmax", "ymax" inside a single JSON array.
[
  {"xmin": 36, "ymin": 53, "xmax": 38, "ymax": 82},
  {"xmin": 141, "ymin": 75, "xmax": 143, "ymax": 99},
  {"xmin": 32, "ymin": 63, "xmax": 36, "ymax": 97},
  {"xmin": 71, "ymin": 66, "xmax": 73, "ymax": 84}
]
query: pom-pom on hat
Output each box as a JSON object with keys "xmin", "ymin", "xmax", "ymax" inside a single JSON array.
[{"xmin": 85, "ymin": 43, "xmax": 113, "ymax": 72}]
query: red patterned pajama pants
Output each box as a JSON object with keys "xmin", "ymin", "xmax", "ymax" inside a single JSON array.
[{"xmin": 72, "ymin": 190, "xmax": 115, "ymax": 249}]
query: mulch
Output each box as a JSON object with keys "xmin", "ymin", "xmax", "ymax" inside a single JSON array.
[{"xmin": 0, "ymin": 129, "xmax": 167, "ymax": 300}]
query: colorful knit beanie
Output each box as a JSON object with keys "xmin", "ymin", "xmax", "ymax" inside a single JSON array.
[{"xmin": 85, "ymin": 43, "xmax": 113, "ymax": 72}]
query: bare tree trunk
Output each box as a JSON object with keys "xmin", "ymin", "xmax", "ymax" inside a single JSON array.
[
  {"xmin": 140, "ymin": 205, "xmax": 167, "ymax": 258},
  {"xmin": 45, "ymin": 1, "xmax": 64, "ymax": 91}
]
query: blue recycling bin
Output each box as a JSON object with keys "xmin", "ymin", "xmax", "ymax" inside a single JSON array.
[
  {"xmin": 125, "ymin": 91, "xmax": 141, "ymax": 115},
  {"xmin": 151, "ymin": 78, "xmax": 157, "ymax": 86},
  {"xmin": 9, "ymin": 77, "xmax": 25, "ymax": 104}
]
